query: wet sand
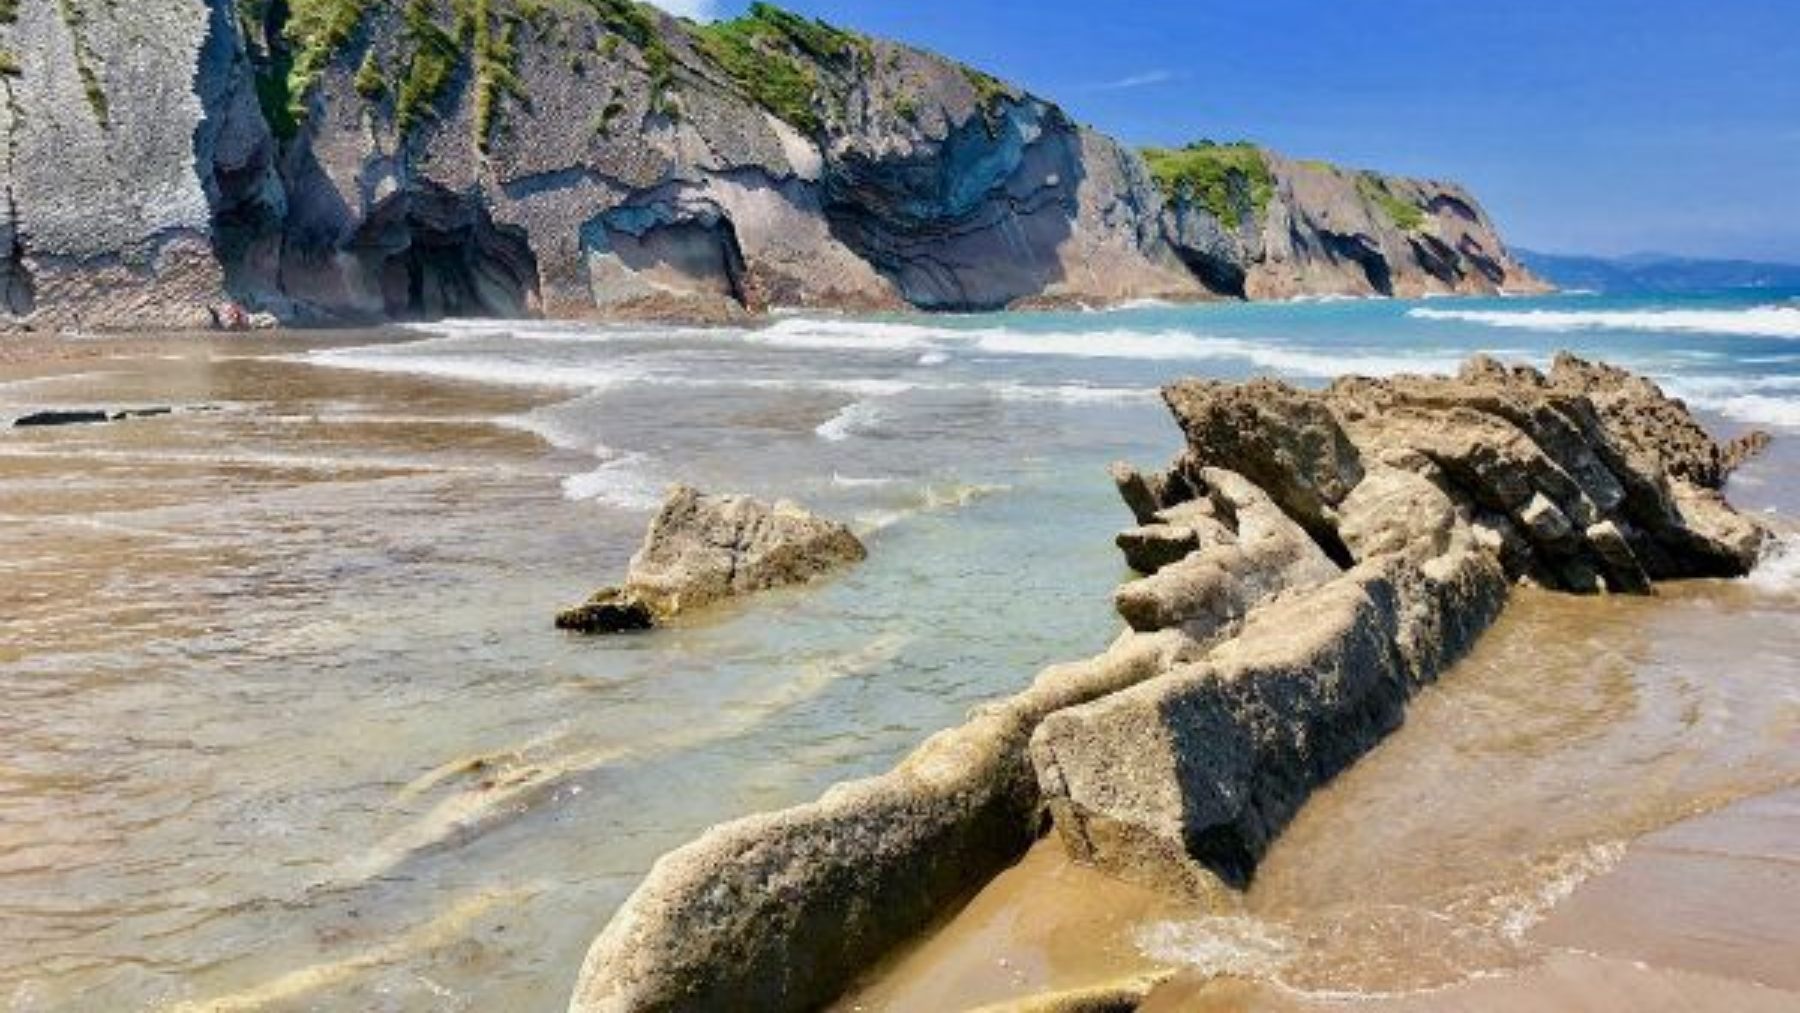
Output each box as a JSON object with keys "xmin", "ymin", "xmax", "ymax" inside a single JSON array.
[
  {"xmin": 3, "ymin": 330, "xmax": 1795, "ymax": 1010},
  {"xmin": 844, "ymin": 572, "xmax": 1800, "ymax": 1011},
  {"xmin": 1144, "ymin": 787, "xmax": 1800, "ymax": 1010}
]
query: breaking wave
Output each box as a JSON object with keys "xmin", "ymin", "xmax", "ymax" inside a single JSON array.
[
  {"xmin": 559, "ymin": 445, "xmax": 664, "ymax": 508},
  {"xmin": 1748, "ymin": 534, "xmax": 1800, "ymax": 595},
  {"xmin": 306, "ymin": 348, "xmax": 654, "ymax": 391},
  {"xmin": 1409, "ymin": 304, "xmax": 1800, "ymax": 339},
  {"xmin": 816, "ymin": 400, "xmax": 885, "ymax": 442},
  {"xmin": 1664, "ymin": 375, "xmax": 1800, "ymax": 430},
  {"xmin": 748, "ymin": 317, "xmax": 1459, "ymax": 376}
]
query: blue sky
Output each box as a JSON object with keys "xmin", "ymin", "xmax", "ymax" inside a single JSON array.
[{"xmin": 656, "ymin": 0, "xmax": 1800, "ymax": 262}]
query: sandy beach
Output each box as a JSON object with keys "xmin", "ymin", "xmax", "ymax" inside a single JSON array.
[{"xmin": 3, "ymin": 316, "xmax": 1794, "ymax": 1011}]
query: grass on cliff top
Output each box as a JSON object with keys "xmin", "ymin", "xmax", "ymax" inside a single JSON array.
[
  {"xmin": 0, "ymin": 0, "xmax": 17, "ymax": 23},
  {"xmin": 693, "ymin": 2, "xmax": 869, "ymax": 135},
  {"xmin": 1357, "ymin": 173, "xmax": 1428, "ymax": 232},
  {"xmin": 1142, "ymin": 141, "xmax": 1275, "ymax": 224}
]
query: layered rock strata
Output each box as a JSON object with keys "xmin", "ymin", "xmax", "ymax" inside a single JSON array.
[
  {"xmin": 568, "ymin": 357, "xmax": 1766, "ymax": 1012},
  {"xmin": 556, "ymin": 485, "xmax": 865, "ymax": 633},
  {"xmin": 0, "ymin": 1, "xmax": 1543, "ymax": 331}
]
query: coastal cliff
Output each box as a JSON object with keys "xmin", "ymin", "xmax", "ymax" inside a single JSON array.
[{"xmin": 0, "ymin": 0, "xmax": 1544, "ymax": 331}]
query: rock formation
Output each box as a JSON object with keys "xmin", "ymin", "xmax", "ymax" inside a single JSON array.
[
  {"xmin": 0, "ymin": 1, "xmax": 1543, "ymax": 332},
  {"xmin": 1150, "ymin": 144, "xmax": 1542, "ymax": 300},
  {"xmin": 556, "ymin": 485, "xmax": 865, "ymax": 633},
  {"xmin": 568, "ymin": 356, "xmax": 1765, "ymax": 1012}
]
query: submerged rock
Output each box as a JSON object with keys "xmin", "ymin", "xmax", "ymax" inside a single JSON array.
[
  {"xmin": 13, "ymin": 407, "xmax": 177, "ymax": 427},
  {"xmin": 554, "ymin": 589, "xmax": 656, "ymax": 635},
  {"xmin": 14, "ymin": 410, "xmax": 111, "ymax": 427},
  {"xmin": 557, "ymin": 486, "xmax": 865, "ymax": 634}
]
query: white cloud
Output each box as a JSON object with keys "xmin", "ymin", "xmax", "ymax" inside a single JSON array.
[
  {"xmin": 643, "ymin": 0, "xmax": 723, "ymax": 20},
  {"xmin": 1086, "ymin": 69, "xmax": 1184, "ymax": 93}
]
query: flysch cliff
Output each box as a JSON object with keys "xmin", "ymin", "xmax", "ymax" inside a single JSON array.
[{"xmin": 0, "ymin": 0, "xmax": 1547, "ymax": 330}]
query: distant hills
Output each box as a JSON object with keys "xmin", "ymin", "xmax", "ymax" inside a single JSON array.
[{"xmin": 1518, "ymin": 250, "xmax": 1800, "ymax": 294}]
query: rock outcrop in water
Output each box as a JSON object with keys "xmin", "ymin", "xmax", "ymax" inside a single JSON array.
[
  {"xmin": 556, "ymin": 485, "xmax": 864, "ymax": 633},
  {"xmin": 0, "ymin": 1, "xmax": 1542, "ymax": 331},
  {"xmin": 568, "ymin": 356, "xmax": 1766, "ymax": 1012}
]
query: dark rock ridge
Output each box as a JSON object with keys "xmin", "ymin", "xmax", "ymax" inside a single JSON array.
[
  {"xmin": 556, "ymin": 485, "xmax": 865, "ymax": 633},
  {"xmin": 13, "ymin": 406, "xmax": 192, "ymax": 426},
  {"xmin": 0, "ymin": 1, "xmax": 1542, "ymax": 331},
  {"xmin": 569, "ymin": 356, "xmax": 1765, "ymax": 1012}
]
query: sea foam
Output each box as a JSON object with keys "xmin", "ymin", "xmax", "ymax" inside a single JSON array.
[
  {"xmin": 748, "ymin": 317, "xmax": 1461, "ymax": 376},
  {"xmin": 815, "ymin": 400, "xmax": 885, "ymax": 442},
  {"xmin": 1409, "ymin": 304, "xmax": 1800, "ymax": 339},
  {"xmin": 1748, "ymin": 534, "xmax": 1800, "ymax": 595},
  {"xmin": 560, "ymin": 446, "xmax": 663, "ymax": 509}
]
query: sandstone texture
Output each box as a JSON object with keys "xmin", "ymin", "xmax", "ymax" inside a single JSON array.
[
  {"xmin": 0, "ymin": 1, "xmax": 1541, "ymax": 332},
  {"xmin": 556, "ymin": 485, "xmax": 864, "ymax": 633},
  {"xmin": 570, "ymin": 626, "xmax": 1205, "ymax": 1012},
  {"xmin": 568, "ymin": 356, "xmax": 1767, "ymax": 1012}
]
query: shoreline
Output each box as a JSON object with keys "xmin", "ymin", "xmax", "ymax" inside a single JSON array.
[
  {"xmin": 2, "ymin": 316, "xmax": 1793, "ymax": 1011},
  {"xmin": 0, "ymin": 281, "xmax": 1567, "ymax": 343},
  {"xmin": 569, "ymin": 354, "xmax": 1780, "ymax": 1010},
  {"xmin": 840, "ymin": 578, "xmax": 1800, "ymax": 1010}
]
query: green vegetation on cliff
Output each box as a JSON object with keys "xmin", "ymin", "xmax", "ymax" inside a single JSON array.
[
  {"xmin": 280, "ymin": 0, "xmax": 368, "ymax": 131},
  {"xmin": 395, "ymin": 0, "xmax": 458, "ymax": 134},
  {"xmin": 1142, "ymin": 141, "xmax": 1275, "ymax": 224},
  {"xmin": 693, "ymin": 3, "xmax": 867, "ymax": 135},
  {"xmin": 1357, "ymin": 173, "xmax": 1427, "ymax": 232},
  {"xmin": 470, "ymin": 0, "xmax": 525, "ymax": 150},
  {"xmin": 55, "ymin": 0, "xmax": 109, "ymax": 125}
]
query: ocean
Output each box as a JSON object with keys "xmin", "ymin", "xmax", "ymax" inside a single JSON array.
[{"xmin": 1, "ymin": 290, "xmax": 1795, "ymax": 1009}]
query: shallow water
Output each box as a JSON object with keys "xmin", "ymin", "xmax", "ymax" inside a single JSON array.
[{"xmin": 1, "ymin": 292, "xmax": 1797, "ymax": 1010}]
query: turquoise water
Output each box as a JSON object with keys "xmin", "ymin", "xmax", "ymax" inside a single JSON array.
[{"xmin": 2, "ymin": 290, "xmax": 1796, "ymax": 1010}]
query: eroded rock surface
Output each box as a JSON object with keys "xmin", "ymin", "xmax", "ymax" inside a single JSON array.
[
  {"xmin": 1034, "ymin": 353, "xmax": 1767, "ymax": 896},
  {"xmin": 556, "ymin": 485, "xmax": 865, "ymax": 633},
  {"xmin": 566, "ymin": 357, "xmax": 1768, "ymax": 1012}
]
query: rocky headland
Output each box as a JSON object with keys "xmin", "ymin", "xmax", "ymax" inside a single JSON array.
[
  {"xmin": 568, "ymin": 355, "xmax": 1768, "ymax": 1012},
  {"xmin": 0, "ymin": 0, "xmax": 1544, "ymax": 331}
]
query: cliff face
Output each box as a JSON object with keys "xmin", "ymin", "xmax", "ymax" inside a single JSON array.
[
  {"xmin": 1152, "ymin": 144, "xmax": 1549, "ymax": 300},
  {"xmin": 0, "ymin": 0, "xmax": 1543, "ymax": 330}
]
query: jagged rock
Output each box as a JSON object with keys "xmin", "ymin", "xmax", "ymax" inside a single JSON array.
[
  {"xmin": 1116, "ymin": 524, "xmax": 1202, "ymax": 576},
  {"xmin": 1160, "ymin": 379, "xmax": 1364, "ymax": 565},
  {"xmin": 568, "ymin": 357, "xmax": 1765, "ymax": 1012},
  {"xmin": 1114, "ymin": 468, "xmax": 1339, "ymax": 637},
  {"xmin": 554, "ymin": 589, "xmax": 656, "ymax": 635},
  {"xmin": 1723, "ymin": 429, "xmax": 1773, "ymax": 474},
  {"xmin": 1108, "ymin": 459, "xmax": 1205, "ymax": 527},
  {"xmin": 557, "ymin": 486, "xmax": 865, "ymax": 633},
  {"xmin": 1115, "ymin": 498, "xmax": 1236, "ymax": 576},
  {"xmin": 1157, "ymin": 354, "xmax": 1768, "ymax": 592},
  {"xmin": 1033, "ymin": 550, "xmax": 1507, "ymax": 897}
]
